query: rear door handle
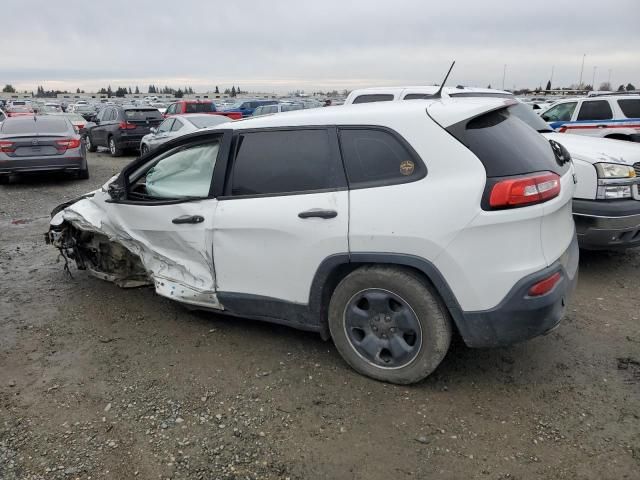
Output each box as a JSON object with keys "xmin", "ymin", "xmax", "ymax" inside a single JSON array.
[
  {"xmin": 172, "ymin": 215, "xmax": 204, "ymax": 224},
  {"xmin": 298, "ymin": 209, "xmax": 338, "ymax": 219}
]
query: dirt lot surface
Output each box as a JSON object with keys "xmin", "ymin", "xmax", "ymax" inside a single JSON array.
[{"xmin": 1, "ymin": 150, "xmax": 639, "ymax": 480}]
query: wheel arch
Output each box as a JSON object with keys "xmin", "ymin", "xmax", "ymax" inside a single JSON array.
[
  {"xmin": 310, "ymin": 253, "xmax": 467, "ymax": 341},
  {"xmin": 604, "ymin": 133, "xmax": 631, "ymax": 141}
]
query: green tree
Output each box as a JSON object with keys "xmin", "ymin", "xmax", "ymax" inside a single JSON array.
[
  {"xmin": 626, "ymin": 83, "xmax": 636, "ymax": 91},
  {"xmin": 617, "ymin": 84, "xmax": 625, "ymax": 91},
  {"xmin": 135, "ymin": 86, "xmax": 140, "ymax": 94},
  {"xmin": 215, "ymin": 86, "xmax": 219, "ymax": 94},
  {"xmin": 231, "ymin": 86, "xmax": 236, "ymax": 97},
  {"xmin": 2, "ymin": 84, "xmax": 16, "ymax": 93},
  {"xmin": 107, "ymin": 85, "xmax": 113, "ymax": 97},
  {"xmin": 545, "ymin": 80, "xmax": 551, "ymax": 90}
]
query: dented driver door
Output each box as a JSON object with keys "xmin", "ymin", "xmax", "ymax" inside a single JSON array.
[{"xmin": 102, "ymin": 132, "xmax": 231, "ymax": 308}]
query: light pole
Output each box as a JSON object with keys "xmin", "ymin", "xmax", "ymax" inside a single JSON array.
[
  {"xmin": 608, "ymin": 69, "xmax": 612, "ymax": 88},
  {"xmin": 578, "ymin": 54, "xmax": 586, "ymax": 88},
  {"xmin": 592, "ymin": 66, "xmax": 597, "ymax": 90},
  {"xmin": 502, "ymin": 64, "xmax": 507, "ymax": 90},
  {"xmin": 550, "ymin": 65, "xmax": 554, "ymax": 89}
]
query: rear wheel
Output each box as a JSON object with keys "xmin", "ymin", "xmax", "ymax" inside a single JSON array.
[
  {"xmin": 328, "ymin": 266, "xmax": 452, "ymax": 384},
  {"xmin": 108, "ymin": 136, "xmax": 123, "ymax": 157},
  {"xmin": 85, "ymin": 134, "xmax": 97, "ymax": 152}
]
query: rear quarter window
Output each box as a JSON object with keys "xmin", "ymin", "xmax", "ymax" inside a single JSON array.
[
  {"xmin": 338, "ymin": 128, "xmax": 426, "ymax": 188},
  {"xmin": 576, "ymin": 100, "xmax": 613, "ymax": 121},
  {"xmin": 617, "ymin": 99, "xmax": 640, "ymax": 118}
]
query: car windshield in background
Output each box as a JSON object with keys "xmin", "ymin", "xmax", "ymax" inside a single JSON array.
[
  {"xmin": 184, "ymin": 103, "xmax": 215, "ymax": 113},
  {"xmin": 617, "ymin": 99, "xmax": 640, "ymax": 118},
  {"xmin": 282, "ymin": 104, "xmax": 303, "ymax": 112},
  {"xmin": 508, "ymin": 102, "xmax": 553, "ymax": 132},
  {"xmin": 10, "ymin": 107, "xmax": 32, "ymax": 113},
  {"xmin": 1, "ymin": 117, "xmax": 70, "ymax": 134},
  {"xmin": 124, "ymin": 109, "xmax": 163, "ymax": 121},
  {"xmin": 188, "ymin": 116, "xmax": 229, "ymax": 128}
]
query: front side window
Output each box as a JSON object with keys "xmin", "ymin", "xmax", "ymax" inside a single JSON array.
[
  {"xmin": 171, "ymin": 120, "xmax": 184, "ymax": 131},
  {"xmin": 338, "ymin": 128, "xmax": 425, "ymax": 187},
  {"xmin": 230, "ymin": 129, "xmax": 345, "ymax": 196},
  {"xmin": 577, "ymin": 100, "xmax": 613, "ymax": 121},
  {"xmin": 542, "ymin": 102, "xmax": 577, "ymax": 122},
  {"xmin": 352, "ymin": 94, "xmax": 394, "ymax": 104},
  {"xmin": 131, "ymin": 142, "xmax": 220, "ymax": 200}
]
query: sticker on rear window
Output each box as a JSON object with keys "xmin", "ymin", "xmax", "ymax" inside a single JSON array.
[{"xmin": 400, "ymin": 160, "xmax": 415, "ymax": 176}]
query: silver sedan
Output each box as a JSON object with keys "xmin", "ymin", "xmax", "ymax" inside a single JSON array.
[{"xmin": 140, "ymin": 114, "xmax": 231, "ymax": 155}]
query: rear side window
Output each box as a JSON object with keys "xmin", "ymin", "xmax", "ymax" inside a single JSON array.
[
  {"xmin": 403, "ymin": 93, "xmax": 433, "ymax": 100},
  {"xmin": 185, "ymin": 103, "xmax": 215, "ymax": 113},
  {"xmin": 125, "ymin": 109, "xmax": 163, "ymax": 121},
  {"xmin": 338, "ymin": 128, "xmax": 425, "ymax": 188},
  {"xmin": 447, "ymin": 107, "xmax": 569, "ymax": 177},
  {"xmin": 618, "ymin": 99, "xmax": 640, "ymax": 118},
  {"xmin": 230, "ymin": 129, "xmax": 345, "ymax": 196},
  {"xmin": 352, "ymin": 94, "xmax": 394, "ymax": 104},
  {"xmin": 577, "ymin": 100, "xmax": 613, "ymax": 121}
]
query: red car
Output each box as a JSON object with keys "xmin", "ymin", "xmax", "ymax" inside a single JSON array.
[{"xmin": 164, "ymin": 100, "xmax": 242, "ymax": 120}]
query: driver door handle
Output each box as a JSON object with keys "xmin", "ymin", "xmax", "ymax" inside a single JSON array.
[
  {"xmin": 298, "ymin": 209, "xmax": 338, "ymax": 219},
  {"xmin": 172, "ymin": 215, "xmax": 204, "ymax": 224}
]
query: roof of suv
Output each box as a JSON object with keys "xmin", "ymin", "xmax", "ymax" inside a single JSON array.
[{"xmin": 219, "ymin": 97, "xmax": 513, "ymax": 131}]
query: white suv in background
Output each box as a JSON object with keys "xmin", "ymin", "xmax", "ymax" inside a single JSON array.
[
  {"xmin": 539, "ymin": 94, "xmax": 640, "ymax": 142},
  {"xmin": 48, "ymin": 99, "xmax": 578, "ymax": 384},
  {"xmin": 346, "ymin": 86, "xmax": 640, "ymax": 250}
]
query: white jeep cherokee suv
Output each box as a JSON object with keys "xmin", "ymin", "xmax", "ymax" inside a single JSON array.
[
  {"xmin": 539, "ymin": 94, "xmax": 640, "ymax": 142},
  {"xmin": 346, "ymin": 86, "xmax": 640, "ymax": 250},
  {"xmin": 48, "ymin": 100, "xmax": 578, "ymax": 384}
]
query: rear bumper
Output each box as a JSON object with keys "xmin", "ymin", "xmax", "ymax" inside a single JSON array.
[
  {"xmin": 456, "ymin": 234, "xmax": 579, "ymax": 348},
  {"xmin": 573, "ymin": 198, "xmax": 640, "ymax": 250},
  {"xmin": 0, "ymin": 156, "xmax": 85, "ymax": 175}
]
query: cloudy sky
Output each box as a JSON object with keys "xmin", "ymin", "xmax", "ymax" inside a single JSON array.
[{"xmin": 1, "ymin": 0, "xmax": 639, "ymax": 94}]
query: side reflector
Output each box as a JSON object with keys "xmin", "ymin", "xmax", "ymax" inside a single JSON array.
[
  {"xmin": 490, "ymin": 172, "xmax": 561, "ymax": 208},
  {"xmin": 528, "ymin": 272, "xmax": 562, "ymax": 297}
]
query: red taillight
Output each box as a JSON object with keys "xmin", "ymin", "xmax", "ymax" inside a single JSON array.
[
  {"xmin": 489, "ymin": 172, "xmax": 561, "ymax": 209},
  {"xmin": 0, "ymin": 140, "xmax": 16, "ymax": 153},
  {"xmin": 55, "ymin": 138, "xmax": 82, "ymax": 151},
  {"xmin": 528, "ymin": 272, "xmax": 562, "ymax": 297},
  {"xmin": 118, "ymin": 121, "xmax": 137, "ymax": 130}
]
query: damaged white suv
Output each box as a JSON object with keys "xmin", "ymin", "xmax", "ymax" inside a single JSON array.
[{"xmin": 48, "ymin": 99, "xmax": 578, "ymax": 384}]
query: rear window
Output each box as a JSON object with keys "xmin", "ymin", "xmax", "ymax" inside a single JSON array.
[
  {"xmin": 184, "ymin": 103, "xmax": 215, "ymax": 113},
  {"xmin": 617, "ymin": 99, "xmax": 640, "ymax": 118},
  {"xmin": 352, "ymin": 94, "xmax": 394, "ymax": 104},
  {"xmin": 124, "ymin": 109, "xmax": 163, "ymax": 121},
  {"xmin": 446, "ymin": 107, "xmax": 569, "ymax": 177},
  {"xmin": 189, "ymin": 116, "xmax": 230, "ymax": 129},
  {"xmin": 1, "ymin": 117, "xmax": 70, "ymax": 134}
]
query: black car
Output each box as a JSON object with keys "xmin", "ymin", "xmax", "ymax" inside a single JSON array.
[{"xmin": 84, "ymin": 106, "xmax": 163, "ymax": 156}]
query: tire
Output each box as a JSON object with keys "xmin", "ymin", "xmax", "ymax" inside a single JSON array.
[
  {"xmin": 77, "ymin": 163, "xmax": 90, "ymax": 180},
  {"xmin": 328, "ymin": 266, "xmax": 452, "ymax": 384},
  {"xmin": 85, "ymin": 134, "xmax": 97, "ymax": 152},
  {"xmin": 108, "ymin": 136, "xmax": 123, "ymax": 157}
]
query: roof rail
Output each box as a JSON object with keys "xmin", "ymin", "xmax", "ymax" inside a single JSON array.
[{"xmin": 587, "ymin": 91, "xmax": 640, "ymax": 97}]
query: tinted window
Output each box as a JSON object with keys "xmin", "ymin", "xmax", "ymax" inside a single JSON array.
[
  {"xmin": 282, "ymin": 104, "xmax": 303, "ymax": 112},
  {"xmin": 157, "ymin": 119, "xmax": 174, "ymax": 133},
  {"xmin": 125, "ymin": 109, "xmax": 163, "ymax": 121},
  {"xmin": 577, "ymin": 100, "xmax": 613, "ymax": 121},
  {"xmin": 231, "ymin": 129, "xmax": 345, "ymax": 196},
  {"xmin": 184, "ymin": 103, "xmax": 215, "ymax": 113},
  {"xmin": 403, "ymin": 93, "xmax": 434, "ymax": 100},
  {"xmin": 2, "ymin": 117, "xmax": 70, "ymax": 134},
  {"xmin": 447, "ymin": 107, "xmax": 569, "ymax": 177},
  {"xmin": 171, "ymin": 119, "xmax": 184, "ymax": 131},
  {"xmin": 542, "ymin": 102, "xmax": 577, "ymax": 122},
  {"xmin": 618, "ymin": 99, "xmax": 640, "ymax": 118},
  {"xmin": 352, "ymin": 94, "xmax": 394, "ymax": 104},
  {"xmin": 339, "ymin": 128, "xmax": 425, "ymax": 187}
]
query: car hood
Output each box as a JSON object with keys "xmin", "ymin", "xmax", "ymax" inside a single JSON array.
[{"xmin": 543, "ymin": 132, "xmax": 640, "ymax": 166}]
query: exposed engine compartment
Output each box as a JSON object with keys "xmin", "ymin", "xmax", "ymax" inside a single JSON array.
[{"xmin": 48, "ymin": 223, "xmax": 151, "ymax": 288}]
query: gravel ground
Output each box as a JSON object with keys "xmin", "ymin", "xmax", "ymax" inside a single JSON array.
[{"xmin": 1, "ymin": 150, "xmax": 639, "ymax": 480}]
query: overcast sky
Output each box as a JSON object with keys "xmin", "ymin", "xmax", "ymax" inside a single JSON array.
[{"xmin": 1, "ymin": 0, "xmax": 639, "ymax": 94}]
